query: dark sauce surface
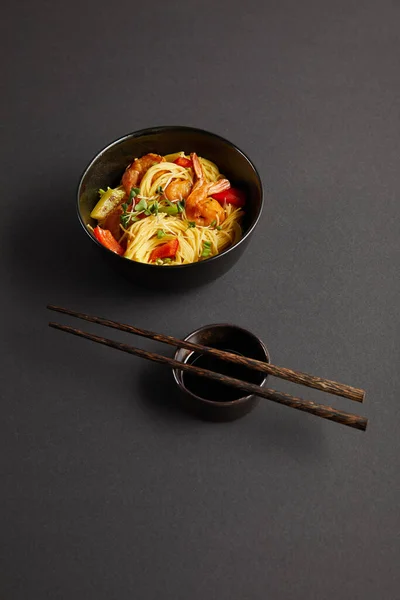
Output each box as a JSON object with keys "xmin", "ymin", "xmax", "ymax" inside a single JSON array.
[{"xmin": 182, "ymin": 345, "xmax": 264, "ymax": 402}]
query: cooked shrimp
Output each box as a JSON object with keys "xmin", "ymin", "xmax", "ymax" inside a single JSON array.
[
  {"xmin": 185, "ymin": 153, "xmax": 230, "ymax": 226},
  {"xmin": 122, "ymin": 153, "xmax": 165, "ymax": 194},
  {"xmin": 194, "ymin": 198, "xmax": 226, "ymax": 226},
  {"xmin": 164, "ymin": 179, "xmax": 192, "ymax": 201}
]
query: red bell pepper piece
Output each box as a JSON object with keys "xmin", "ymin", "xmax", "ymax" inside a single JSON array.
[
  {"xmin": 211, "ymin": 187, "xmax": 246, "ymax": 207},
  {"xmin": 93, "ymin": 226, "xmax": 124, "ymax": 256},
  {"xmin": 174, "ymin": 156, "xmax": 193, "ymax": 168},
  {"xmin": 150, "ymin": 238, "xmax": 179, "ymax": 262}
]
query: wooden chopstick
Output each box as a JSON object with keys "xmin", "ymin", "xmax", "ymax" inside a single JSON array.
[
  {"xmin": 47, "ymin": 304, "xmax": 365, "ymax": 403},
  {"xmin": 48, "ymin": 321, "xmax": 368, "ymax": 431}
]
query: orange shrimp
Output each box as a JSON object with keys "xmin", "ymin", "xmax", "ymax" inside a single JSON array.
[
  {"xmin": 185, "ymin": 153, "xmax": 230, "ymax": 226},
  {"xmin": 121, "ymin": 153, "xmax": 165, "ymax": 194},
  {"xmin": 164, "ymin": 179, "xmax": 192, "ymax": 201}
]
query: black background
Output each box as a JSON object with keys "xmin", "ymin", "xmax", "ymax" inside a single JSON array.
[{"xmin": 1, "ymin": 1, "xmax": 399, "ymax": 598}]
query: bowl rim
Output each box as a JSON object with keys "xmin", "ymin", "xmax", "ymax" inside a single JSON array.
[
  {"xmin": 172, "ymin": 322, "xmax": 270, "ymax": 406},
  {"xmin": 76, "ymin": 125, "xmax": 264, "ymax": 270}
]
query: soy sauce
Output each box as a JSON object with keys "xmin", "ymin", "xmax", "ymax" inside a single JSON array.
[{"xmin": 182, "ymin": 345, "xmax": 263, "ymax": 402}]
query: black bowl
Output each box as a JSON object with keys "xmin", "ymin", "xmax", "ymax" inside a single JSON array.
[
  {"xmin": 77, "ymin": 126, "xmax": 264, "ymax": 288},
  {"xmin": 172, "ymin": 324, "xmax": 270, "ymax": 422}
]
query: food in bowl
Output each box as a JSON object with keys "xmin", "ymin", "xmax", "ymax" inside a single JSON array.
[{"xmin": 88, "ymin": 151, "xmax": 246, "ymax": 265}]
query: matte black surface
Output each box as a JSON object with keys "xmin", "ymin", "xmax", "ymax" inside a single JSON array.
[{"xmin": 1, "ymin": 1, "xmax": 399, "ymax": 599}]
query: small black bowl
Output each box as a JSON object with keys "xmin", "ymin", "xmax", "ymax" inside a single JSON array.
[
  {"xmin": 172, "ymin": 324, "xmax": 270, "ymax": 421},
  {"xmin": 77, "ymin": 126, "xmax": 263, "ymax": 288}
]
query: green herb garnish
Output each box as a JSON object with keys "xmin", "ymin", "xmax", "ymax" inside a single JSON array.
[
  {"xmin": 187, "ymin": 221, "xmax": 196, "ymax": 228},
  {"xmin": 134, "ymin": 198, "xmax": 147, "ymax": 212},
  {"xmin": 156, "ymin": 185, "xmax": 164, "ymax": 194},
  {"xmin": 177, "ymin": 200, "xmax": 185, "ymax": 213},
  {"xmin": 201, "ymin": 240, "xmax": 212, "ymax": 258},
  {"xmin": 120, "ymin": 203, "xmax": 129, "ymax": 227},
  {"xmin": 157, "ymin": 229, "xmax": 166, "ymax": 239},
  {"xmin": 145, "ymin": 201, "xmax": 159, "ymax": 216},
  {"xmin": 129, "ymin": 187, "xmax": 140, "ymax": 202},
  {"xmin": 144, "ymin": 201, "xmax": 160, "ymax": 216},
  {"xmin": 216, "ymin": 225, "xmax": 222, "ymax": 230},
  {"xmin": 120, "ymin": 202, "xmax": 141, "ymax": 228},
  {"xmin": 210, "ymin": 220, "xmax": 217, "ymax": 228}
]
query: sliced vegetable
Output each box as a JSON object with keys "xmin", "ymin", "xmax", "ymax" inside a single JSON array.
[
  {"xmin": 211, "ymin": 187, "xmax": 246, "ymax": 207},
  {"xmin": 159, "ymin": 204, "xmax": 179, "ymax": 216},
  {"xmin": 150, "ymin": 238, "xmax": 179, "ymax": 262},
  {"xmin": 90, "ymin": 187, "xmax": 126, "ymax": 220},
  {"xmin": 157, "ymin": 229, "xmax": 166, "ymax": 239},
  {"xmin": 93, "ymin": 226, "xmax": 124, "ymax": 256},
  {"xmin": 163, "ymin": 152, "xmax": 184, "ymax": 163},
  {"xmin": 174, "ymin": 156, "xmax": 193, "ymax": 168},
  {"xmin": 201, "ymin": 240, "xmax": 212, "ymax": 258},
  {"xmin": 156, "ymin": 257, "xmax": 172, "ymax": 265}
]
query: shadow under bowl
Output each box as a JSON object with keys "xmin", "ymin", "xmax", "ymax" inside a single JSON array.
[
  {"xmin": 172, "ymin": 324, "xmax": 270, "ymax": 422},
  {"xmin": 77, "ymin": 126, "xmax": 264, "ymax": 289}
]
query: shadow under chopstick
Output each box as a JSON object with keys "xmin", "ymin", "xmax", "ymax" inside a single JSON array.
[{"xmin": 135, "ymin": 361, "xmax": 328, "ymax": 458}]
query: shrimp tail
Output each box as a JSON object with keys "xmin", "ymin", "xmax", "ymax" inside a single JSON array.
[
  {"xmin": 208, "ymin": 179, "xmax": 230, "ymax": 195},
  {"xmin": 190, "ymin": 153, "xmax": 204, "ymax": 181}
]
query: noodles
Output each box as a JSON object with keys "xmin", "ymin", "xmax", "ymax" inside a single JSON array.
[
  {"xmin": 122, "ymin": 205, "xmax": 242, "ymax": 265},
  {"xmin": 140, "ymin": 162, "xmax": 191, "ymax": 198},
  {"xmin": 89, "ymin": 151, "xmax": 245, "ymax": 265},
  {"xmin": 162, "ymin": 153, "xmax": 220, "ymax": 183},
  {"xmin": 199, "ymin": 157, "xmax": 220, "ymax": 183},
  {"xmin": 139, "ymin": 156, "xmax": 219, "ymax": 198}
]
